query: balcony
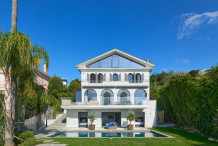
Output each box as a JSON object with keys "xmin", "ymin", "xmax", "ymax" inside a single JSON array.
[
  {"xmin": 82, "ymin": 79, "xmax": 148, "ymax": 88},
  {"xmin": 61, "ymin": 98, "xmax": 149, "ymax": 110},
  {"xmin": 87, "ymin": 79, "xmax": 144, "ymax": 84}
]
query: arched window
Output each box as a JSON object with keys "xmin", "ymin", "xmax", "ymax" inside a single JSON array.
[
  {"xmin": 90, "ymin": 73, "xmax": 96, "ymax": 83},
  {"xmin": 117, "ymin": 89, "xmax": 130, "ymax": 105},
  {"xmin": 84, "ymin": 89, "xmax": 97, "ymax": 103},
  {"xmin": 98, "ymin": 73, "xmax": 103, "ymax": 83},
  {"xmin": 113, "ymin": 73, "xmax": 118, "ymax": 81},
  {"xmin": 128, "ymin": 73, "xmax": 134, "ymax": 83},
  {"xmin": 101, "ymin": 89, "xmax": 114, "ymax": 105},
  {"xmin": 134, "ymin": 89, "xmax": 147, "ymax": 105},
  {"xmin": 136, "ymin": 73, "xmax": 141, "ymax": 83}
]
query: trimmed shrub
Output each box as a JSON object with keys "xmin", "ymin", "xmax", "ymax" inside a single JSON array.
[
  {"xmin": 18, "ymin": 138, "xmax": 39, "ymax": 146},
  {"xmin": 18, "ymin": 131, "xmax": 34, "ymax": 143}
]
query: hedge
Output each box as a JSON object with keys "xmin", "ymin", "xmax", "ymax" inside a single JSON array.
[{"xmin": 160, "ymin": 66, "xmax": 218, "ymax": 138}]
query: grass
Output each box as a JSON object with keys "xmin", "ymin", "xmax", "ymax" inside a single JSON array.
[{"xmin": 44, "ymin": 128, "xmax": 217, "ymax": 146}]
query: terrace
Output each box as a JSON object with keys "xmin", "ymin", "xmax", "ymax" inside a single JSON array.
[{"xmin": 61, "ymin": 97, "xmax": 151, "ymax": 110}]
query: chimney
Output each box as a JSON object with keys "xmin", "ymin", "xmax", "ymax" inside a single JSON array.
[
  {"xmin": 44, "ymin": 63, "xmax": 48, "ymax": 74},
  {"xmin": 146, "ymin": 59, "xmax": 150, "ymax": 63}
]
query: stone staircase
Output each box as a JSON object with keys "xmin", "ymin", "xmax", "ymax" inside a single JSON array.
[
  {"xmin": 47, "ymin": 114, "xmax": 66, "ymax": 129},
  {"xmin": 35, "ymin": 114, "xmax": 66, "ymax": 138}
]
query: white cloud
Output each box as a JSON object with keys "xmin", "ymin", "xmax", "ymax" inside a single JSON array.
[
  {"xmin": 178, "ymin": 11, "xmax": 218, "ymax": 39},
  {"xmin": 182, "ymin": 59, "xmax": 190, "ymax": 64}
]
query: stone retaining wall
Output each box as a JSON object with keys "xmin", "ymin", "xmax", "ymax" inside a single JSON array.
[{"xmin": 24, "ymin": 106, "xmax": 53, "ymax": 132}]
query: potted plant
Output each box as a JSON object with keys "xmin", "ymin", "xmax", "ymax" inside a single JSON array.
[
  {"xmin": 88, "ymin": 114, "xmax": 96, "ymax": 130},
  {"xmin": 126, "ymin": 113, "xmax": 137, "ymax": 130}
]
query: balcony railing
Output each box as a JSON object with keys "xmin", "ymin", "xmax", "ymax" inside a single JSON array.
[
  {"xmin": 61, "ymin": 98, "xmax": 148, "ymax": 106},
  {"xmin": 87, "ymin": 79, "xmax": 143, "ymax": 83},
  {"xmin": 90, "ymin": 79, "xmax": 103, "ymax": 83}
]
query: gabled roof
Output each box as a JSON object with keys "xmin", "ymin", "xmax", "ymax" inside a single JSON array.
[
  {"xmin": 76, "ymin": 49, "xmax": 155, "ymax": 69},
  {"xmin": 33, "ymin": 67, "xmax": 51, "ymax": 78}
]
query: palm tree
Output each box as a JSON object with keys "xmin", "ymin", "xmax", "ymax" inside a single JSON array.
[
  {"xmin": 17, "ymin": 68, "xmax": 37, "ymax": 131},
  {"xmin": 11, "ymin": 0, "xmax": 18, "ymax": 136},
  {"xmin": 18, "ymin": 44, "xmax": 49, "ymax": 131},
  {"xmin": 0, "ymin": 31, "xmax": 49, "ymax": 145},
  {"xmin": 11, "ymin": 0, "xmax": 18, "ymax": 32}
]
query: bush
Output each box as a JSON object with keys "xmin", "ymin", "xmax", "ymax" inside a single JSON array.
[
  {"xmin": 0, "ymin": 139, "xmax": 4, "ymax": 146},
  {"xmin": 18, "ymin": 131, "xmax": 34, "ymax": 143},
  {"xmin": 18, "ymin": 138, "xmax": 39, "ymax": 146}
]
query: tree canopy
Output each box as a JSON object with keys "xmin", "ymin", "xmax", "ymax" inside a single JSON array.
[
  {"xmin": 48, "ymin": 75, "xmax": 64, "ymax": 97},
  {"xmin": 68, "ymin": 78, "xmax": 81, "ymax": 93}
]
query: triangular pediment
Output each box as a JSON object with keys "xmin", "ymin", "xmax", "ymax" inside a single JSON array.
[{"xmin": 76, "ymin": 49, "xmax": 154, "ymax": 69}]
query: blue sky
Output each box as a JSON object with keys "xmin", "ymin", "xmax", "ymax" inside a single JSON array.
[{"xmin": 1, "ymin": 0, "xmax": 218, "ymax": 84}]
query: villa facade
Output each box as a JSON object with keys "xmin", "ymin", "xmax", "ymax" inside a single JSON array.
[{"xmin": 61, "ymin": 49, "xmax": 157, "ymax": 128}]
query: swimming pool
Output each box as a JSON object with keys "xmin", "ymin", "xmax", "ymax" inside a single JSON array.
[{"xmin": 54, "ymin": 131, "xmax": 168, "ymax": 138}]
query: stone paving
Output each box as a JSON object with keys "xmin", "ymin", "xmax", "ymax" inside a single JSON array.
[
  {"xmin": 36, "ymin": 138, "xmax": 67, "ymax": 146},
  {"xmin": 36, "ymin": 144, "xmax": 66, "ymax": 146}
]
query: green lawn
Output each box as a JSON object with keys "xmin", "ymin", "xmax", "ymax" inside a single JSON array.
[{"xmin": 46, "ymin": 128, "xmax": 217, "ymax": 146}]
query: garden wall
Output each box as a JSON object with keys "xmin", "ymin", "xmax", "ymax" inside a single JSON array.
[{"xmin": 23, "ymin": 106, "xmax": 53, "ymax": 132}]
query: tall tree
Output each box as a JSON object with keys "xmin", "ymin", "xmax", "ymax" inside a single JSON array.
[
  {"xmin": 48, "ymin": 75, "xmax": 64, "ymax": 97},
  {"xmin": 11, "ymin": 0, "xmax": 18, "ymax": 136},
  {"xmin": 18, "ymin": 44, "xmax": 49, "ymax": 131},
  {"xmin": 11, "ymin": 0, "xmax": 18, "ymax": 32},
  {"xmin": 0, "ymin": 31, "xmax": 17, "ymax": 146},
  {"xmin": 0, "ymin": 31, "xmax": 49, "ymax": 145},
  {"xmin": 18, "ymin": 68, "xmax": 37, "ymax": 131}
]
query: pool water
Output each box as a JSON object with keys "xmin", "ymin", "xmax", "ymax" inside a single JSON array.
[{"xmin": 54, "ymin": 131, "xmax": 167, "ymax": 138}]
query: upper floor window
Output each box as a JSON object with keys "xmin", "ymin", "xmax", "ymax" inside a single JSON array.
[
  {"xmin": 113, "ymin": 74, "xmax": 118, "ymax": 81},
  {"xmin": 98, "ymin": 73, "xmax": 103, "ymax": 83},
  {"xmin": 90, "ymin": 73, "xmax": 96, "ymax": 83},
  {"xmin": 86, "ymin": 54, "xmax": 145, "ymax": 68},
  {"xmin": 128, "ymin": 73, "xmax": 134, "ymax": 83},
  {"xmin": 136, "ymin": 73, "xmax": 141, "ymax": 83}
]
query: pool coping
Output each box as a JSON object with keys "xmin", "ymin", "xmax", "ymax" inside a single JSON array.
[{"xmin": 36, "ymin": 129, "xmax": 174, "ymax": 139}]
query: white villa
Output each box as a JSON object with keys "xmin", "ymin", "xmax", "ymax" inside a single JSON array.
[{"xmin": 61, "ymin": 49, "xmax": 157, "ymax": 128}]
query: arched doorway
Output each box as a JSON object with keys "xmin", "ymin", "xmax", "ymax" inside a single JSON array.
[
  {"xmin": 84, "ymin": 89, "xmax": 97, "ymax": 103},
  {"xmin": 101, "ymin": 89, "xmax": 114, "ymax": 105},
  {"xmin": 134, "ymin": 89, "xmax": 147, "ymax": 105},
  {"xmin": 117, "ymin": 89, "xmax": 130, "ymax": 105}
]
